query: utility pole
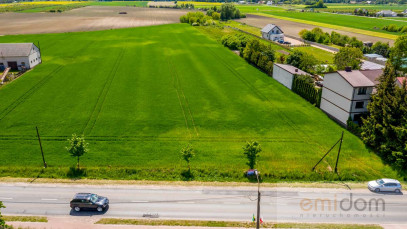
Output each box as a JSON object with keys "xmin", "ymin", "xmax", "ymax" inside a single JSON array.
[
  {"xmin": 255, "ymin": 170, "xmax": 260, "ymax": 229},
  {"xmin": 334, "ymin": 131, "xmax": 344, "ymax": 173},
  {"xmin": 36, "ymin": 126, "xmax": 47, "ymax": 168}
]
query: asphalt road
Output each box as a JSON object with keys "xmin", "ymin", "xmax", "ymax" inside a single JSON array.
[{"xmin": 1, "ymin": 183, "xmax": 406, "ymax": 225}]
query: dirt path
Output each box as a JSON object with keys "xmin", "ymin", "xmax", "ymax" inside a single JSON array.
[
  {"xmin": 0, "ymin": 6, "xmax": 188, "ymax": 35},
  {"xmin": 238, "ymin": 14, "xmax": 395, "ymax": 45}
]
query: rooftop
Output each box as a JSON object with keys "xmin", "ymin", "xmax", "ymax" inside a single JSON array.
[
  {"xmin": 261, "ymin": 24, "xmax": 283, "ymax": 33},
  {"xmin": 397, "ymin": 77, "xmax": 407, "ymax": 85},
  {"xmin": 0, "ymin": 43, "xmax": 35, "ymax": 57},
  {"xmin": 274, "ymin": 63, "xmax": 309, "ymax": 75},
  {"xmin": 361, "ymin": 60, "xmax": 385, "ymax": 70},
  {"xmin": 337, "ymin": 70, "xmax": 376, "ymax": 87}
]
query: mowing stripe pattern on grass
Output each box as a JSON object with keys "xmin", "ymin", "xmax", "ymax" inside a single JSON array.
[{"xmin": 0, "ymin": 24, "xmax": 399, "ymax": 182}]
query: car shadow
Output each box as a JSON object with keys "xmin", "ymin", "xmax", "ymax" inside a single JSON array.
[
  {"xmin": 369, "ymin": 190, "xmax": 404, "ymax": 195},
  {"xmin": 69, "ymin": 205, "xmax": 109, "ymax": 216}
]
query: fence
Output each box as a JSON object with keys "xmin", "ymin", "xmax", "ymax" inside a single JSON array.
[{"xmin": 285, "ymin": 34, "xmax": 339, "ymax": 53}]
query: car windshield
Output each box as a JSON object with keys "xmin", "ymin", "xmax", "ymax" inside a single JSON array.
[
  {"xmin": 376, "ymin": 179, "xmax": 385, "ymax": 185},
  {"xmin": 90, "ymin": 194, "xmax": 98, "ymax": 203}
]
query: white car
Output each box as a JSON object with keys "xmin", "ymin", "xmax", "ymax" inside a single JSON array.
[{"xmin": 368, "ymin": 178, "xmax": 402, "ymax": 193}]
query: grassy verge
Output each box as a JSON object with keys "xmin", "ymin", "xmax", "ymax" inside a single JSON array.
[
  {"xmin": 251, "ymin": 13, "xmax": 399, "ymax": 40},
  {"xmin": 96, "ymin": 218, "xmax": 382, "ymax": 228},
  {"xmin": 0, "ymin": 177, "xmax": 377, "ymax": 189},
  {"xmin": 3, "ymin": 216, "xmax": 47, "ymax": 223}
]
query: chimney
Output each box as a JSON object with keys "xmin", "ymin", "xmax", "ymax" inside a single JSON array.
[
  {"xmin": 345, "ymin": 66, "xmax": 352, "ymax": 72},
  {"xmin": 295, "ymin": 68, "xmax": 298, "ymax": 73}
]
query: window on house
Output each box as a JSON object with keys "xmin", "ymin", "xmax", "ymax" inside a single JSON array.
[
  {"xmin": 355, "ymin": 101, "xmax": 364, "ymax": 109},
  {"xmin": 358, "ymin": 87, "xmax": 367, "ymax": 95},
  {"xmin": 21, "ymin": 62, "xmax": 25, "ymax": 66}
]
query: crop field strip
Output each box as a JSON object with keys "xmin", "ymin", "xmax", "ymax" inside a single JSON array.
[
  {"xmin": 167, "ymin": 57, "xmax": 199, "ymax": 138},
  {"xmin": 82, "ymin": 47, "xmax": 126, "ymax": 136},
  {"xmin": 0, "ymin": 24, "xmax": 398, "ymax": 181}
]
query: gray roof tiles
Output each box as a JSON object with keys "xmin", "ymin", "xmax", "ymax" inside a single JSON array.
[
  {"xmin": 0, "ymin": 43, "xmax": 34, "ymax": 57},
  {"xmin": 337, "ymin": 70, "xmax": 379, "ymax": 87},
  {"xmin": 261, "ymin": 24, "xmax": 283, "ymax": 33},
  {"xmin": 274, "ymin": 63, "xmax": 309, "ymax": 75}
]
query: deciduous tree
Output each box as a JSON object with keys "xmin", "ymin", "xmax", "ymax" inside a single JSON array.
[
  {"xmin": 181, "ymin": 144, "xmax": 195, "ymax": 171},
  {"xmin": 334, "ymin": 47, "xmax": 363, "ymax": 70},
  {"xmin": 66, "ymin": 134, "xmax": 88, "ymax": 170},
  {"xmin": 243, "ymin": 141, "xmax": 262, "ymax": 169}
]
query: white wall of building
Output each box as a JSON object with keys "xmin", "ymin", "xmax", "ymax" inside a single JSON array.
[
  {"xmin": 320, "ymin": 98, "xmax": 350, "ymax": 124},
  {"xmin": 0, "ymin": 44, "xmax": 41, "ymax": 71},
  {"xmin": 320, "ymin": 73, "xmax": 354, "ymax": 125},
  {"xmin": 272, "ymin": 65, "xmax": 294, "ymax": 89}
]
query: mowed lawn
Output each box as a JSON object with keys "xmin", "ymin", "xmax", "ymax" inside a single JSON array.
[{"xmin": 0, "ymin": 24, "xmax": 397, "ymax": 181}]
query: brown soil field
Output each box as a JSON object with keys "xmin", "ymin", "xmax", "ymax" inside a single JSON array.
[
  {"xmin": 239, "ymin": 14, "xmax": 394, "ymax": 45},
  {"xmin": 147, "ymin": 1, "xmax": 176, "ymax": 7},
  {"xmin": 0, "ymin": 6, "xmax": 188, "ymax": 35}
]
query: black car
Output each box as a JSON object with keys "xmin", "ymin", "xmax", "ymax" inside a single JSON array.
[{"xmin": 70, "ymin": 193, "xmax": 109, "ymax": 212}]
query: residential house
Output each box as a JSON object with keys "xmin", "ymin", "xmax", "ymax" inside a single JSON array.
[
  {"xmin": 272, "ymin": 63, "xmax": 310, "ymax": 90},
  {"xmin": 266, "ymin": 1, "xmax": 273, "ymax": 5},
  {"xmin": 320, "ymin": 68, "xmax": 383, "ymax": 125},
  {"xmin": 261, "ymin": 24, "xmax": 284, "ymax": 42},
  {"xmin": 376, "ymin": 10, "xmax": 397, "ymax": 17},
  {"xmin": 0, "ymin": 43, "xmax": 41, "ymax": 71}
]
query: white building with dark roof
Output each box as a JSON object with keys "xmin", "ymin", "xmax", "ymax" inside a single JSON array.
[
  {"xmin": 272, "ymin": 63, "xmax": 310, "ymax": 90},
  {"xmin": 320, "ymin": 68, "xmax": 382, "ymax": 125},
  {"xmin": 0, "ymin": 43, "xmax": 41, "ymax": 71},
  {"xmin": 261, "ymin": 24, "xmax": 284, "ymax": 42}
]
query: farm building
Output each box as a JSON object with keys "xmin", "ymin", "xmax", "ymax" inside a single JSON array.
[
  {"xmin": 0, "ymin": 43, "xmax": 41, "ymax": 71},
  {"xmin": 272, "ymin": 63, "xmax": 309, "ymax": 90},
  {"xmin": 320, "ymin": 68, "xmax": 382, "ymax": 126},
  {"xmin": 261, "ymin": 24, "xmax": 284, "ymax": 42},
  {"xmin": 376, "ymin": 10, "xmax": 397, "ymax": 17}
]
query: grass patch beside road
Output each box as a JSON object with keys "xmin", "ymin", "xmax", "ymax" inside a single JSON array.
[
  {"xmin": 96, "ymin": 218, "xmax": 382, "ymax": 228},
  {"xmin": 3, "ymin": 215, "xmax": 48, "ymax": 222}
]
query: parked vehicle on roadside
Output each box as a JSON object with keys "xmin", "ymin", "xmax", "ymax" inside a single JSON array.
[
  {"xmin": 368, "ymin": 179, "xmax": 402, "ymax": 193},
  {"xmin": 70, "ymin": 193, "xmax": 109, "ymax": 212}
]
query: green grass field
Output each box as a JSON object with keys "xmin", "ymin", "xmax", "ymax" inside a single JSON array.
[
  {"xmin": 259, "ymin": 11, "xmax": 407, "ymax": 35},
  {"xmin": 186, "ymin": 2, "xmax": 405, "ymax": 39},
  {"xmin": 0, "ymin": 24, "xmax": 398, "ymax": 182}
]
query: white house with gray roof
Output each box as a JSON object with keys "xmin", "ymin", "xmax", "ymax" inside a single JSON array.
[
  {"xmin": 272, "ymin": 63, "xmax": 309, "ymax": 90},
  {"xmin": 376, "ymin": 10, "xmax": 397, "ymax": 17},
  {"xmin": 320, "ymin": 68, "xmax": 382, "ymax": 125},
  {"xmin": 261, "ymin": 24, "xmax": 284, "ymax": 42},
  {"xmin": 0, "ymin": 43, "xmax": 41, "ymax": 71}
]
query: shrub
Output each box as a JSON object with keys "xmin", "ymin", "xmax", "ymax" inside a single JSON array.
[
  {"xmin": 212, "ymin": 12, "xmax": 220, "ymax": 20},
  {"xmin": 292, "ymin": 75, "xmax": 321, "ymax": 106},
  {"xmin": 383, "ymin": 24, "xmax": 399, "ymax": 32}
]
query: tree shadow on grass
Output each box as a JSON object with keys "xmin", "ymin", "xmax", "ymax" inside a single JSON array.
[
  {"xmin": 181, "ymin": 169, "xmax": 194, "ymax": 181},
  {"xmin": 67, "ymin": 167, "xmax": 87, "ymax": 179}
]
